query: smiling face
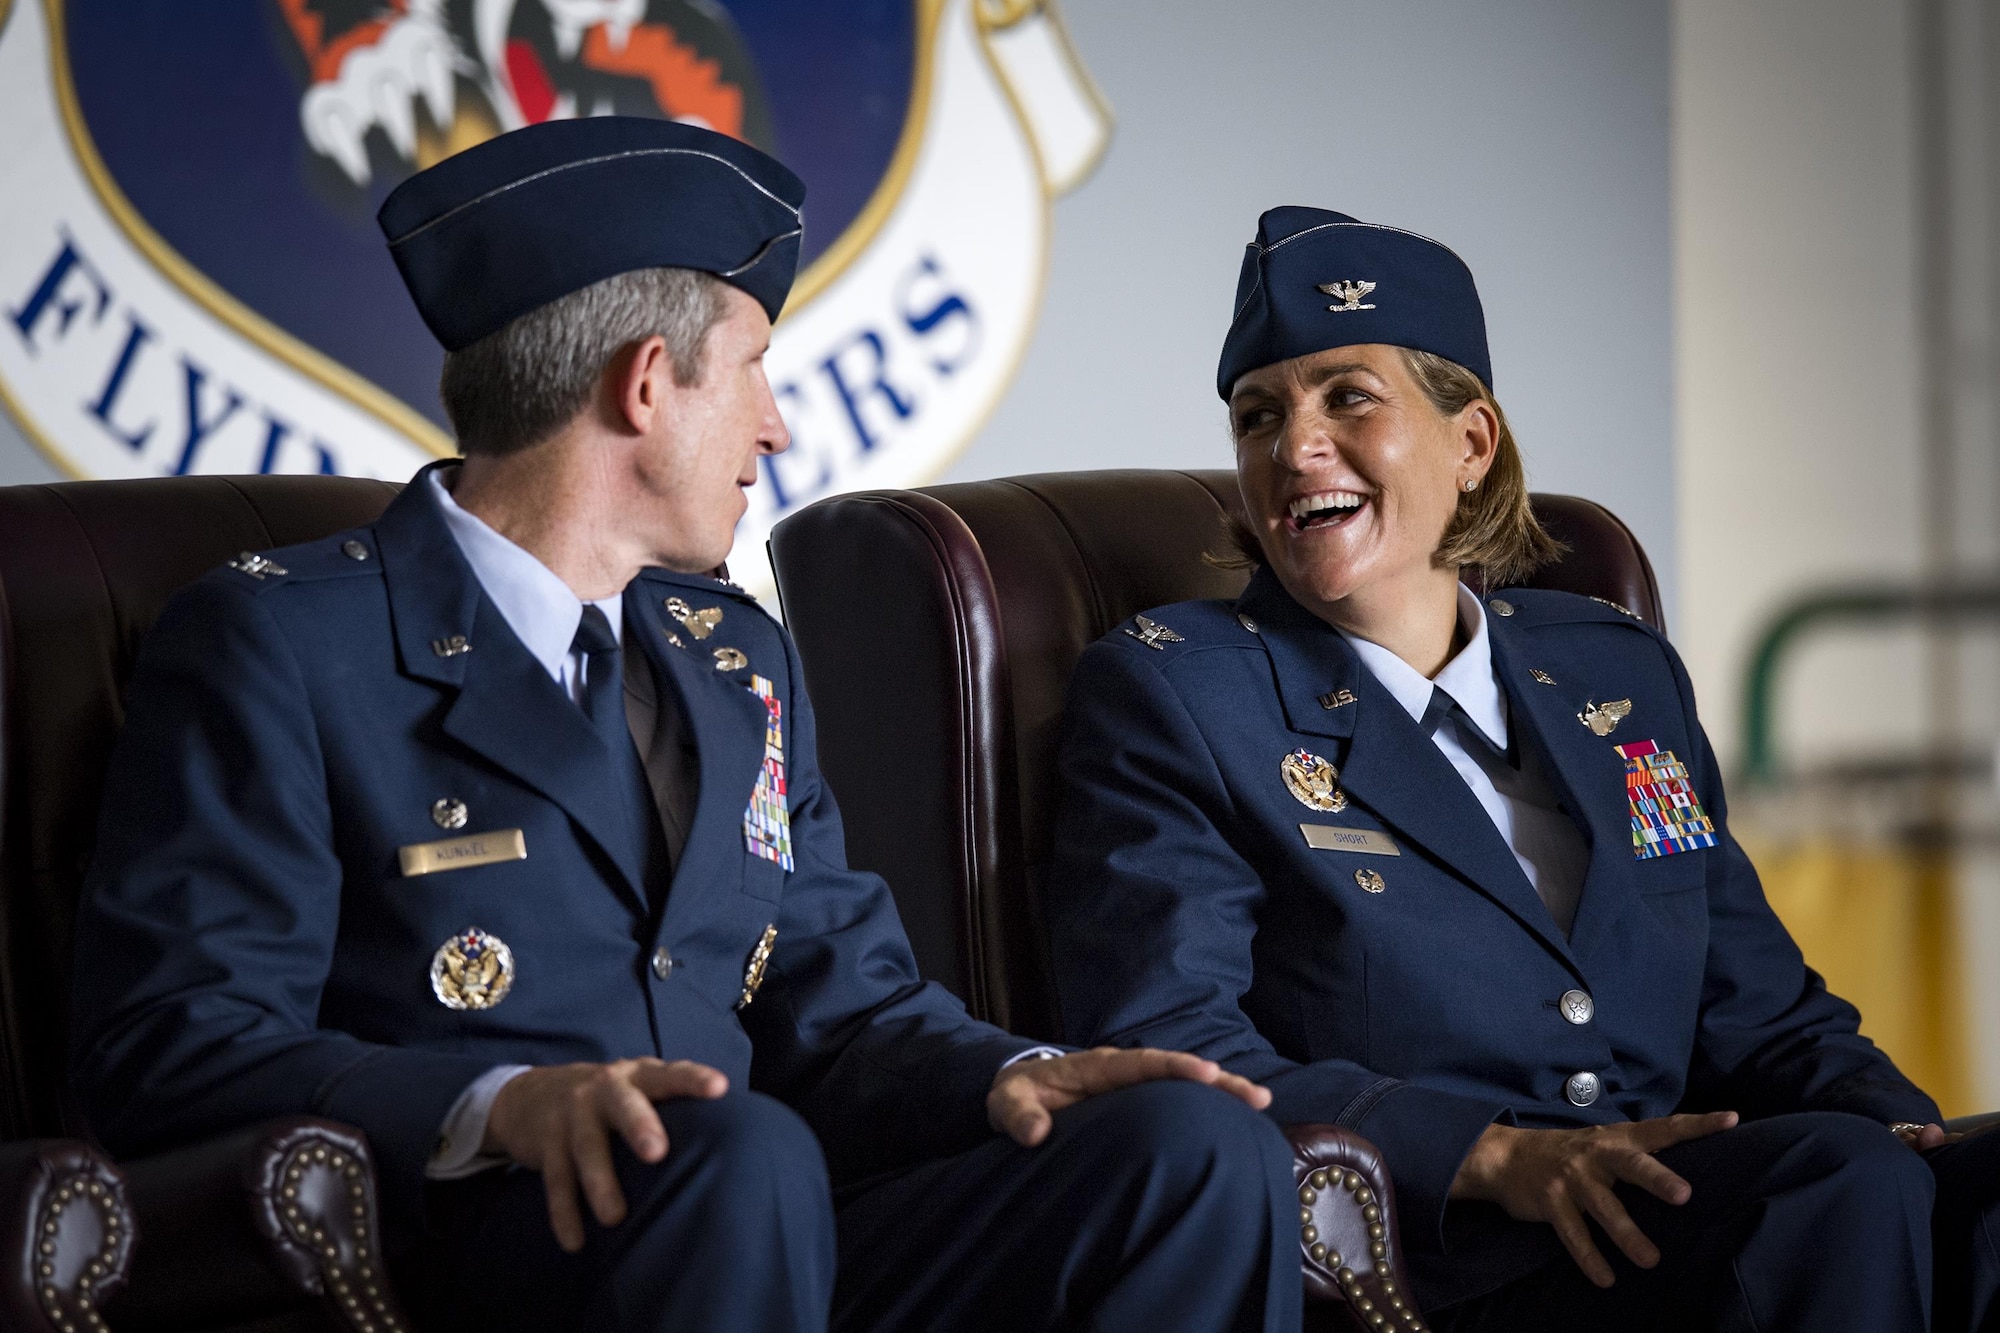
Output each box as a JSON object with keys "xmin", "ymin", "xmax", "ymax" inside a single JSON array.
[
  {"xmin": 631, "ymin": 284, "xmax": 790, "ymax": 572},
  {"xmin": 1229, "ymin": 343, "xmax": 1496, "ymax": 628}
]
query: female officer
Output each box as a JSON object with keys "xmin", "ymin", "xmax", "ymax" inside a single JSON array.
[{"xmin": 1043, "ymin": 205, "xmax": 2000, "ymax": 1331}]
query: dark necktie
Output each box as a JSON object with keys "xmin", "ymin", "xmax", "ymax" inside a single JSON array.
[
  {"xmin": 1421, "ymin": 685, "xmax": 1515, "ymax": 770},
  {"xmin": 572, "ymin": 604, "xmax": 631, "ymax": 759}
]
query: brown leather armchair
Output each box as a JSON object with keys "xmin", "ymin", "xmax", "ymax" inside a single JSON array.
[
  {"xmin": 769, "ymin": 468, "xmax": 1665, "ymax": 1330},
  {"xmin": 0, "ymin": 475, "xmax": 414, "ymax": 1331}
]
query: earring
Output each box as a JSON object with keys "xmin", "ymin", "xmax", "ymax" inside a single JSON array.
[{"xmin": 1462, "ymin": 478, "xmax": 1478, "ymax": 492}]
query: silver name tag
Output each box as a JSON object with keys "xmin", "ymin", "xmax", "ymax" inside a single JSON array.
[
  {"xmin": 399, "ymin": 829, "xmax": 527, "ymax": 877},
  {"xmin": 1300, "ymin": 824, "xmax": 1400, "ymax": 856}
]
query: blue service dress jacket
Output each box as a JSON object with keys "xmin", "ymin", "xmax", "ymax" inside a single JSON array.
[
  {"xmin": 68, "ymin": 467, "xmax": 1036, "ymax": 1243},
  {"xmin": 1045, "ymin": 563, "xmax": 1939, "ymax": 1309}
]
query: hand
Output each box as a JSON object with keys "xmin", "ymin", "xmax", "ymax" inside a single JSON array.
[
  {"xmin": 484, "ymin": 1058, "xmax": 728, "ymax": 1252},
  {"xmin": 1892, "ymin": 1121, "xmax": 1965, "ymax": 1151},
  {"xmin": 1449, "ymin": 1111, "xmax": 1739, "ymax": 1288},
  {"xmin": 987, "ymin": 1047, "xmax": 1271, "ymax": 1148}
]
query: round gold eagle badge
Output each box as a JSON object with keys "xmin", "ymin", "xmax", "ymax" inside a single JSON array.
[
  {"xmin": 430, "ymin": 927, "xmax": 515, "ymax": 1011},
  {"xmin": 1281, "ymin": 748, "xmax": 1347, "ymax": 813}
]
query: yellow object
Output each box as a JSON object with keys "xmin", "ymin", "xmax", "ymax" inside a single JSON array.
[{"xmin": 1744, "ymin": 838, "xmax": 1972, "ymax": 1118}]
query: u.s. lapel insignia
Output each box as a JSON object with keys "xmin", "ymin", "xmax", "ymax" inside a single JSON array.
[
  {"xmin": 1281, "ymin": 748, "xmax": 1347, "ymax": 813},
  {"xmin": 1318, "ymin": 688, "xmax": 1358, "ymax": 710},
  {"xmin": 1529, "ymin": 669, "xmax": 1558, "ymax": 686},
  {"xmin": 1123, "ymin": 615, "xmax": 1184, "ymax": 650},
  {"xmin": 742, "ymin": 675, "xmax": 794, "ymax": 870},
  {"xmin": 1317, "ymin": 280, "xmax": 1377, "ymax": 311},
  {"xmin": 664, "ymin": 596, "xmax": 723, "ymax": 641},
  {"xmin": 737, "ymin": 923, "xmax": 778, "ymax": 1009},
  {"xmin": 1579, "ymin": 698, "xmax": 1633, "ymax": 737},
  {"xmin": 227, "ymin": 551, "xmax": 289, "ymax": 580},
  {"xmin": 430, "ymin": 927, "xmax": 514, "ymax": 1011}
]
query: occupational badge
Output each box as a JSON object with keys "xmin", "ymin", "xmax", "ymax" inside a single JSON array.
[
  {"xmin": 742, "ymin": 675, "xmax": 795, "ymax": 870},
  {"xmin": 664, "ymin": 597, "xmax": 723, "ymax": 640},
  {"xmin": 1353, "ymin": 868, "xmax": 1387, "ymax": 893},
  {"xmin": 737, "ymin": 924, "xmax": 778, "ymax": 1009},
  {"xmin": 429, "ymin": 928, "xmax": 514, "ymax": 1011},
  {"xmin": 712, "ymin": 647, "xmax": 749, "ymax": 672},
  {"xmin": 1616, "ymin": 740, "xmax": 1718, "ymax": 859},
  {"xmin": 430, "ymin": 797, "xmax": 468, "ymax": 830},
  {"xmin": 1281, "ymin": 749, "xmax": 1347, "ymax": 813},
  {"xmin": 1578, "ymin": 698, "xmax": 1633, "ymax": 737}
]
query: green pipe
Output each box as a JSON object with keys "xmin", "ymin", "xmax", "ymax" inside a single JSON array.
[{"xmin": 1740, "ymin": 581, "xmax": 2000, "ymax": 784}]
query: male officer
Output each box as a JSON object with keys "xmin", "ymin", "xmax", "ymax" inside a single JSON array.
[{"xmin": 67, "ymin": 118, "xmax": 1302, "ymax": 1333}]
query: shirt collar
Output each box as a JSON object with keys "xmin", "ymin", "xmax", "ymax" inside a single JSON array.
[
  {"xmin": 428, "ymin": 468, "xmax": 622, "ymax": 680},
  {"xmin": 1337, "ymin": 584, "xmax": 1509, "ymax": 749}
]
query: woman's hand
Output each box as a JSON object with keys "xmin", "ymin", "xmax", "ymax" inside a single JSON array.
[
  {"xmin": 1449, "ymin": 1111, "xmax": 1738, "ymax": 1287},
  {"xmin": 1892, "ymin": 1121, "xmax": 1965, "ymax": 1151}
]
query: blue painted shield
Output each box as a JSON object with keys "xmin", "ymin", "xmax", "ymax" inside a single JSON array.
[{"xmin": 61, "ymin": 1, "xmax": 916, "ymax": 433}]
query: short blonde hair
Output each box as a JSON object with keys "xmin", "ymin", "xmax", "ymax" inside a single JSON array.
[
  {"xmin": 1214, "ymin": 348, "xmax": 1562, "ymax": 586},
  {"xmin": 1400, "ymin": 348, "xmax": 1562, "ymax": 586}
]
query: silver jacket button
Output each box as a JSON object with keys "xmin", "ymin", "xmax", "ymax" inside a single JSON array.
[
  {"xmin": 651, "ymin": 947, "xmax": 674, "ymax": 980},
  {"xmin": 1566, "ymin": 1071, "xmax": 1602, "ymax": 1107},
  {"xmin": 341, "ymin": 539, "xmax": 371, "ymax": 561},
  {"xmin": 1560, "ymin": 990, "xmax": 1595, "ymax": 1025}
]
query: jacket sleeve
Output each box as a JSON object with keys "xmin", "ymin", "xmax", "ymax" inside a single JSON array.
[
  {"xmin": 1044, "ymin": 639, "xmax": 1508, "ymax": 1251},
  {"xmin": 1666, "ymin": 642, "xmax": 1941, "ymax": 1125},
  {"xmin": 67, "ymin": 577, "xmax": 492, "ymax": 1222},
  {"xmin": 738, "ymin": 632, "xmax": 1036, "ymax": 1185}
]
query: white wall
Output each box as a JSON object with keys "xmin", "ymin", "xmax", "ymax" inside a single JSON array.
[{"xmin": 949, "ymin": 0, "xmax": 1677, "ymax": 611}]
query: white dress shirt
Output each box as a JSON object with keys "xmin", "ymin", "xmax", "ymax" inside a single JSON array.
[{"xmin": 1338, "ymin": 585, "xmax": 1591, "ymax": 935}]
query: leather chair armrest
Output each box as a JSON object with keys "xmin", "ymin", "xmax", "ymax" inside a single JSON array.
[
  {"xmin": 0, "ymin": 1139, "xmax": 133, "ymax": 1333},
  {"xmin": 1287, "ymin": 1123, "xmax": 1430, "ymax": 1332},
  {"xmin": 1944, "ymin": 1110, "xmax": 2000, "ymax": 1137},
  {"xmin": 102, "ymin": 1116, "xmax": 413, "ymax": 1333}
]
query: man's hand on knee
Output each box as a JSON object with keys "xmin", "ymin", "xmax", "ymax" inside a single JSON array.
[
  {"xmin": 1449, "ymin": 1111, "xmax": 1739, "ymax": 1289},
  {"xmin": 485, "ymin": 1058, "xmax": 728, "ymax": 1252},
  {"xmin": 986, "ymin": 1047, "xmax": 1271, "ymax": 1148}
]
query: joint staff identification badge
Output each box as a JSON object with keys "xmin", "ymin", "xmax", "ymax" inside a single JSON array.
[
  {"xmin": 744, "ymin": 676, "xmax": 794, "ymax": 871},
  {"xmin": 430, "ymin": 928, "xmax": 514, "ymax": 1011},
  {"xmin": 1281, "ymin": 749, "xmax": 1347, "ymax": 813},
  {"xmin": 1615, "ymin": 740, "xmax": 1718, "ymax": 859}
]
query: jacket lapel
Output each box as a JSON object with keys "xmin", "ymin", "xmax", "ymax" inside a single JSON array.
[
  {"xmin": 626, "ymin": 578, "xmax": 767, "ymax": 935},
  {"xmin": 375, "ymin": 465, "xmax": 648, "ymax": 911},
  {"xmin": 1243, "ymin": 570, "xmax": 1579, "ymax": 969},
  {"xmin": 1486, "ymin": 623, "xmax": 1640, "ymax": 964}
]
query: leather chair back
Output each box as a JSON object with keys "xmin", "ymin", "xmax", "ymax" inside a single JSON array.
[
  {"xmin": 0, "ymin": 476, "xmax": 401, "ymax": 1141},
  {"xmin": 770, "ymin": 469, "xmax": 1663, "ymax": 1041}
]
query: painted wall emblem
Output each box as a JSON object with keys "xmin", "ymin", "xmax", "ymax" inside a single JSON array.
[{"xmin": 0, "ymin": 0, "xmax": 1108, "ymax": 594}]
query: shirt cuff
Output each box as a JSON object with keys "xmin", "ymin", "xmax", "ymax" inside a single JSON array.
[
  {"xmin": 1000, "ymin": 1045, "xmax": 1067, "ymax": 1070},
  {"xmin": 428, "ymin": 1064, "xmax": 531, "ymax": 1180}
]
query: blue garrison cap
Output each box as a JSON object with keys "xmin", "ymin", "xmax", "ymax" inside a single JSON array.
[
  {"xmin": 379, "ymin": 117, "xmax": 805, "ymax": 351},
  {"xmin": 1216, "ymin": 206, "xmax": 1490, "ymax": 399}
]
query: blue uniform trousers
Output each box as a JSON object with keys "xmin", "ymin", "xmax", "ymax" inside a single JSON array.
[
  {"xmin": 405, "ymin": 1081, "xmax": 1301, "ymax": 1333},
  {"xmin": 1433, "ymin": 1114, "xmax": 2000, "ymax": 1333}
]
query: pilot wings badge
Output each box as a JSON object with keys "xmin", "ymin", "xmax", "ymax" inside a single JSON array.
[
  {"xmin": 1579, "ymin": 698, "xmax": 1634, "ymax": 737},
  {"xmin": 1123, "ymin": 615, "xmax": 1185, "ymax": 651},
  {"xmin": 1317, "ymin": 280, "xmax": 1377, "ymax": 312}
]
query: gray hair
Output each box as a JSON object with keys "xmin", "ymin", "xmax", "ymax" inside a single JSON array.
[{"xmin": 439, "ymin": 266, "xmax": 729, "ymax": 457}]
